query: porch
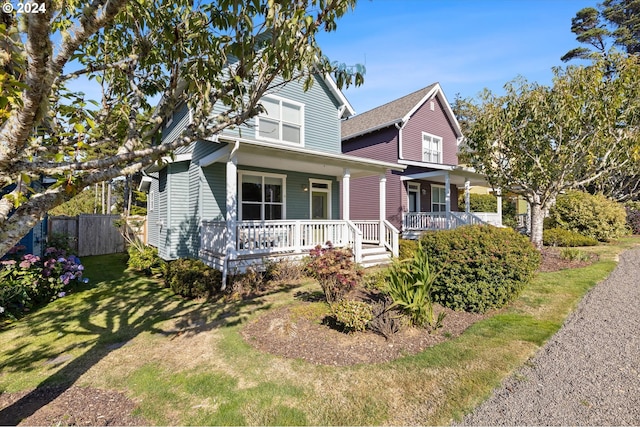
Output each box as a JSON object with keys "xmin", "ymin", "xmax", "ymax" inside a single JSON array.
[{"xmin": 199, "ymin": 219, "xmax": 399, "ymax": 272}]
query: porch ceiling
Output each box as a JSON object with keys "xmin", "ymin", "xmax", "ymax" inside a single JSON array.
[
  {"xmin": 226, "ymin": 138, "xmax": 405, "ymax": 179},
  {"xmin": 401, "ymin": 168, "xmax": 491, "ymax": 187}
]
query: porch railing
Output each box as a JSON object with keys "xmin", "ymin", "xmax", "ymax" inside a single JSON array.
[
  {"xmin": 201, "ymin": 220, "xmax": 363, "ymax": 261},
  {"xmin": 352, "ymin": 220, "xmax": 400, "ymax": 258},
  {"xmin": 403, "ymin": 211, "xmax": 490, "ymax": 231}
]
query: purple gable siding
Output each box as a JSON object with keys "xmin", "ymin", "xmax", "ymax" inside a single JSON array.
[
  {"xmin": 342, "ymin": 127, "xmax": 405, "ymax": 228},
  {"xmin": 401, "ymin": 94, "xmax": 459, "ymax": 165}
]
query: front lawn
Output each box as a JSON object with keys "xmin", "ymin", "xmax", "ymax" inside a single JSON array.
[{"xmin": 1, "ymin": 237, "xmax": 638, "ymax": 425}]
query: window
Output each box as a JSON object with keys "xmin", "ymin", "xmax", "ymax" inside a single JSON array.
[
  {"xmin": 256, "ymin": 96, "xmax": 304, "ymax": 145},
  {"xmin": 431, "ymin": 185, "xmax": 446, "ymax": 212},
  {"xmin": 239, "ymin": 172, "xmax": 286, "ymax": 220},
  {"xmin": 149, "ymin": 191, "xmax": 155, "ymax": 211},
  {"xmin": 422, "ymin": 132, "xmax": 442, "ymax": 163}
]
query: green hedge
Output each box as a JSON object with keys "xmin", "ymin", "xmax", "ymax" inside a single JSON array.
[
  {"xmin": 543, "ymin": 228, "xmax": 598, "ymax": 247},
  {"xmin": 164, "ymin": 258, "xmax": 221, "ymax": 299},
  {"xmin": 419, "ymin": 225, "xmax": 540, "ymax": 313},
  {"xmin": 548, "ymin": 191, "xmax": 628, "ymax": 241}
]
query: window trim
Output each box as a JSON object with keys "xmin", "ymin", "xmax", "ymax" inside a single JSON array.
[
  {"xmin": 238, "ymin": 171, "xmax": 287, "ymax": 221},
  {"xmin": 422, "ymin": 132, "xmax": 443, "ymax": 163},
  {"xmin": 309, "ymin": 178, "xmax": 332, "ymax": 220},
  {"xmin": 431, "ymin": 184, "xmax": 446, "ymax": 212},
  {"xmin": 255, "ymin": 95, "xmax": 305, "ymax": 146},
  {"xmin": 149, "ymin": 190, "xmax": 155, "ymax": 212}
]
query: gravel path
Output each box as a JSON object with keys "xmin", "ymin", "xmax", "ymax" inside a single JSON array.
[{"xmin": 460, "ymin": 247, "xmax": 640, "ymax": 426}]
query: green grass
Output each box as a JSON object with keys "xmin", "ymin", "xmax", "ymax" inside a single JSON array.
[{"xmin": 1, "ymin": 236, "xmax": 638, "ymax": 425}]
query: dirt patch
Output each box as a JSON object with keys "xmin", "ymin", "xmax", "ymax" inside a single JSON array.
[
  {"xmin": 538, "ymin": 246, "xmax": 598, "ymax": 272},
  {"xmin": 242, "ymin": 302, "xmax": 488, "ymax": 366},
  {"xmin": 0, "ymin": 386, "xmax": 147, "ymax": 426}
]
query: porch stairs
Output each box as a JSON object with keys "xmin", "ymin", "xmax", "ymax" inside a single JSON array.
[{"xmin": 360, "ymin": 244, "xmax": 392, "ymax": 268}]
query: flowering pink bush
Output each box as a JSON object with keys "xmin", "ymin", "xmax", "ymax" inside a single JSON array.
[
  {"xmin": 0, "ymin": 246, "xmax": 88, "ymax": 320},
  {"xmin": 305, "ymin": 242, "xmax": 363, "ymax": 303}
]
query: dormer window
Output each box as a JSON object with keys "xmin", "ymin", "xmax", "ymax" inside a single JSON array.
[
  {"xmin": 256, "ymin": 96, "xmax": 304, "ymax": 145},
  {"xmin": 422, "ymin": 132, "xmax": 442, "ymax": 163}
]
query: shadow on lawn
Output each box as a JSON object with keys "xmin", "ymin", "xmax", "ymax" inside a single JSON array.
[{"xmin": 0, "ymin": 254, "xmax": 268, "ymax": 425}]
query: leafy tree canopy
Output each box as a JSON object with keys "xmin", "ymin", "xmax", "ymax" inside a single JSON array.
[
  {"xmin": 457, "ymin": 55, "xmax": 640, "ymax": 248},
  {"xmin": 0, "ymin": 0, "xmax": 364, "ymax": 256}
]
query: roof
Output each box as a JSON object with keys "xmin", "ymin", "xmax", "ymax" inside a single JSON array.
[{"xmin": 341, "ymin": 82, "xmax": 462, "ymax": 141}]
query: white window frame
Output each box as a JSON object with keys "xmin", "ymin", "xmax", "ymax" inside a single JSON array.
[
  {"xmin": 256, "ymin": 95, "xmax": 305, "ymax": 146},
  {"xmin": 407, "ymin": 182, "xmax": 421, "ymax": 212},
  {"xmin": 422, "ymin": 132, "xmax": 442, "ymax": 163},
  {"xmin": 431, "ymin": 184, "xmax": 446, "ymax": 212},
  {"xmin": 149, "ymin": 190, "xmax": 155, "ymax": 211},
  {"xmin": 309, "ymin": 178, "xmax": 332, "ymax": 220},
  {"xmin": 238, "ymin": 171, "xmax": 287, "ymax": 221}
]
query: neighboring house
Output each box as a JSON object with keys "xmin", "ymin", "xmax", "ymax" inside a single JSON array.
[
  {"xmin": 341, "ymin": 83, "xmax": 501, "ymax": 239},
  {"xmin": 142, "ymin": 74, "xmax": 405, "ymax": 281}
]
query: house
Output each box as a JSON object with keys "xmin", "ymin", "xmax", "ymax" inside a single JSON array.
[
  {"xmin": 143, "ymin": 74, "xmax": 405, "ymax": 282},
  {"xmin": 341, "ymin": 83, "xmax": 501, "ymax": 239}
]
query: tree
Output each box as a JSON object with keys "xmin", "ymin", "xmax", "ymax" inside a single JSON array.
[
  {"xmin": 562, "ymin": 0, "xmax": 640, "ymax": 63},
  {"xmin": 0, "ymin": 0, "xmax": 364, "ymax": 256},
  {"xmin": 458, "ymin": 56, "xmax": 640, "ymax": 249}
]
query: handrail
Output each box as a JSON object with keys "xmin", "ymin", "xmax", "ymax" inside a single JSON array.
[
  {"xmin": 382, "ymin": 220, "xmax": 399, "ymax": 258},
  {"xmin": 345, "ymin": 220, "xmax": 363, "ymax": 263}
]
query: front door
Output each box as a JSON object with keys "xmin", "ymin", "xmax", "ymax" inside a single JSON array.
[{"xmin": 311, "ymin": 191, "xmax": 328, "ymax": 219}]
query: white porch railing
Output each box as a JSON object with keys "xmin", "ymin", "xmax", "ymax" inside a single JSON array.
[
  {"xmin": 200, "ymin": 220, "xmax": 363, "ymax": 261},
  {"xmin": 403, "ymin": 211, "xmax": 492, "ymax": 231},
  {"xmin": 352, "ymin": 220, "xmax": 400, "ymax": 258},
  {"xmin": 469, "ymin": 212, "xmax": 502, "ymax": 227}
]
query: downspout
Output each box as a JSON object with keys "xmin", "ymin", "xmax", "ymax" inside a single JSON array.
[{"xmin": 395, "ymin": 120, "xmax": 408, "ymax": 160}]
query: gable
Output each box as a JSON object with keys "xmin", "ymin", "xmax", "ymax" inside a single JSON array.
[{"xmin": 401, "ymin": 92, "xmax": 460, "ymax": 165}]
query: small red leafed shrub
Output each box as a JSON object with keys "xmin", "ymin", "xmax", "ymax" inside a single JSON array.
[{"xmin": 305, "ymin": 242, "xmax": 363, "ymax": 303}]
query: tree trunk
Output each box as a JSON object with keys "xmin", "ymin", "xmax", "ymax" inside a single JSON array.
[{"xmin": 530, "ymin": 202, "xmax": 544, "ymax": 250}]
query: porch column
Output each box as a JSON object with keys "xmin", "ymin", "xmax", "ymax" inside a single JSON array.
[
  {"xmin": 496, "ymin": 187, "xmax": 503, "ymax": 226},
  {"xmin": 342, "ymin": 168, "xmax": 350, "ymax": 221},
  {"xmin": 445, "ymin": 172, "xmax": 451, "ymax": 227},
  {"xmin": 464, "ymin": 178, "xmax": 470, "ymax": 214},
  {"xmin": 222, "ymin": 153, "xmax": 238, "ymax": 289},
  {"xmin": 379, "ymin": 174, "xmax": 386, "ymax": 247}
]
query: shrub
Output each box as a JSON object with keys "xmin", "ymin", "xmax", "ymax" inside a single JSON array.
[
  {"xmin": 559, "ymin": 248, "xmax": 590, "ymax": 262},
  {"xmin": 398, "ymin": 239, "xmax": 418, "ymax": 260},
  {"xmin": 386, "ymin": 243, "xmax": 444, "ymax": 329},
  {"xmin": 543, "ymin": 227, "xmax": 598, "ymax": 247},
  {"xmin": 305, "ymin": 242, "xmax": 363, "ymax": 303},
  {"xmin": 263, "ymin": 258, "xmax": 303, "ymax": 284},
  {"xmin": 330, "ymin": 299, "xmax": 373, "ymax": 333},
  {"xmin": 1, "ymin": 246, "xmax": 88, "ymax": 320},
  {"xmin": 127, "ymin": 242, "xmax": 165, "ymax": 276},
  {"xmin": 368, "ymin": 295, "xmax": 402, "ymax": 339},
  {"xmin": 625, "ymin": 201, "xmax": 640, "ymax": 235},
  {"xmin": 420, "ymin": 225, "xmax": 540, "ymax": 313},
  {"xmin": 228, "ymin": 267, "xmax": 265, "ymax": 298},
  {"xmin": 548, "ymin": 190, "xmax": 628, "ymax": 241},
  {"xmin": 164, "ymin": 258, "xmax": 221, "ymax": 299}
]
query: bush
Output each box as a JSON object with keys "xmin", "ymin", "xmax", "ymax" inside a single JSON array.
[
  {"xmin": 330, "ymin": 299, "xmax": 373, "ymax": 333},
  {"xmin": 420, "ymin": 225, "xmax": 540, "ymax": 313},
  {"xmin": 127, "ymin": 242, "xmax": 165, "ymax": 276},
  {"xmin": 386, "ymin": 243, "xmax": 444, "ymax": 329},
  {"xmin": 367, "ymin": 295, "xmax": 402, "ymax": 339},
  {"xmin": 543, "ymin": 227, "xmax": 598, "ymax": 247},
  {"xmin": 305, "ymin": 243, "xmax": 363, "ymax": 303},
  {"xmin": 398, "ymin": 239, "xmax": 418, "ymax": 260},
  {"xmin": 559, "ymin": 248, "xmax": 590, "ymax": 262},
  {"xmin": 263, "ymin": 258, "xmax": 303, "ymax": 284},
  {"xmin": 625, "ymin": 201, "xmax": 640, "ymax": 235},
  {"xmin": 1, "ymin": 246, "xmax": 88, "ymax": 320},
  {"xmin": 164, "ymin": 258, "xmax": 221, "ymax": 299},
  {"xmin": 548, "ymin": 191, "xmax": 628, "ymax": 241}
]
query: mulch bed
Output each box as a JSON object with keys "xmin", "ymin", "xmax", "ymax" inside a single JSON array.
[{"xmin": 0, "ymin": 246, "xmax": 597, "ymax": 425}]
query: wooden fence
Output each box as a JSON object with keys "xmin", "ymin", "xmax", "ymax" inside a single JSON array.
[{"xmin": 48, "ymin": 214, "xmax": 147, "ymax": 257}]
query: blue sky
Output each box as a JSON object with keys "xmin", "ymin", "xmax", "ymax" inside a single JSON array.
[{"xmin": 317, "ymin": 0, "xmax": 594, "ymax": 114}]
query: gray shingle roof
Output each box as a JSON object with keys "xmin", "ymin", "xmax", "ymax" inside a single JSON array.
[{"xmin": 341, "ymin": 83, "xmax": 438, "ymax": 140}]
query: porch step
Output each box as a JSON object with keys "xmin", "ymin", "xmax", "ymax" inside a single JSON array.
[{"xmin": 360, "ymin": 245, "xmax": 392, "ymax": 268}]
